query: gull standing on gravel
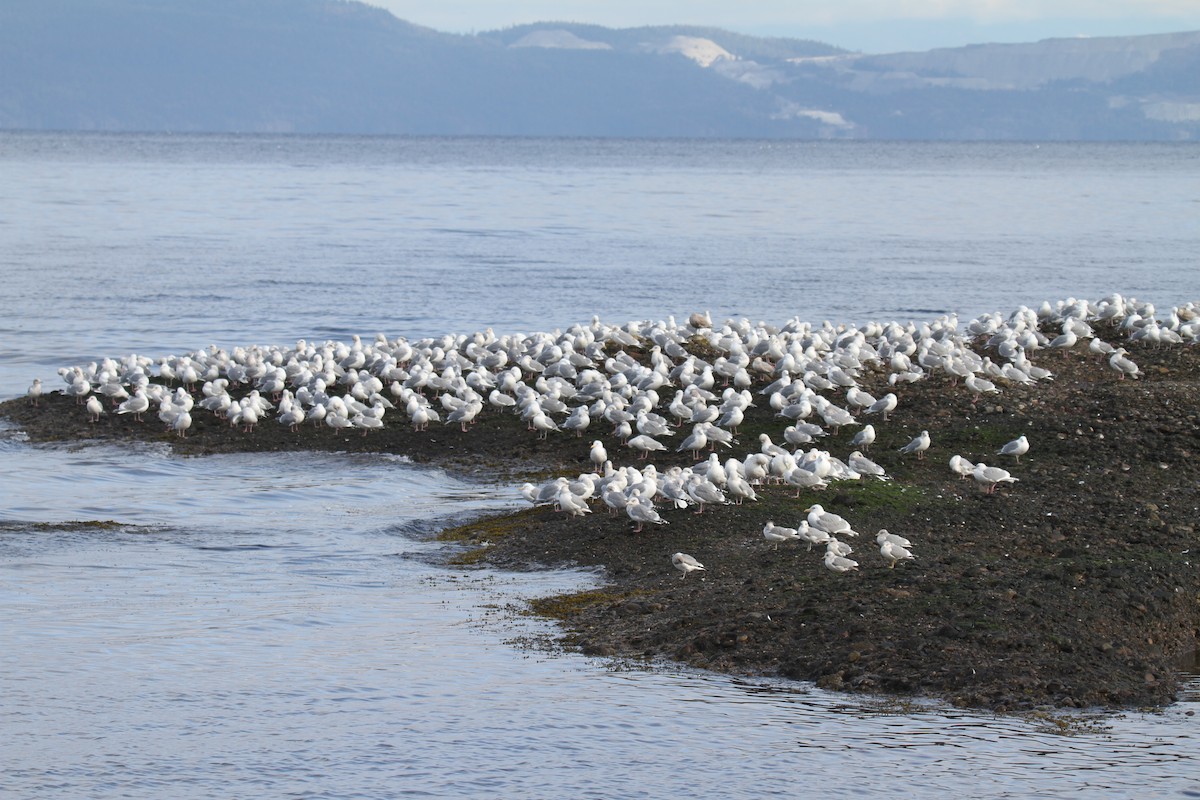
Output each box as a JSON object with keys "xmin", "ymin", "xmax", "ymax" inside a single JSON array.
[
  {"xmin": 797, "ymin": 520, "xmax": 831, "ymax": 551},
  {"xmin": 823, "ymin": 548, "xmax": 859, "ymax": 574},
  {"xmin": 86, "ymin": 395, "xmax": 105, "ymax": 423},
  {"xmin": 875, "ymin": 529, "xmax": 912, "ymax": 548},
  {"xmin": 880, "ymin": 539, "xmax": 916, "ymax": 569},
  {"xmin": 1108, "ymin": 348, "xmax": 1140, "ymax": 380},
  {"xmin": 626, "ymin": 434, "xmax": 666, "ymax": 460},
  {"xmin": 676, "ymin": 426, "xmax": 709, "ymax": 459},
  {"xmin": 762, "ymin": 520, "xmax": 799, "ymax": 549},
  {"xmin": 784, "ymin": 465, "xmax": 827, "ymax": 496},
  {"xmin": 964, "ymin": 374, "xmax": 999, "ymax": 403},
  {"xmin": 806, "ymin": 503, "xmax": 858, "ymax": 538},
  {"xmin": 1046, "ymin": 327, "xmax": 1077, "ymax": 356},
  {"xmin": 949, "ymin": 454, "xmax": 975, "ymax": 480},
  {"xmin": 626, "ymin": 496, "xmax": 667, "ymax": 533},
  {"xmin": 589, "ymin": 440, "xmax": 608, "ymax": 469},
  {"xmin": 172, "ymin": 409, "xmax": 192, "ymax": 438},
  {"xmin": 672, "ymin": 552, "xmax": 706, "ymax": 578},
  {"xmin": 997, "ymin": 435, "xmax": 1029, "ymax": 463},
  {"xmin": 117, "ymin": 388, "xmax": 149, "ymax": 422},
  {"xmin": 847, "ymin": 450, "xmax": 889, "ymax": 480},
  {"xmin": 864, "ymin": 392, "xmax": 898, "ymax": 421},
  {"xmin": 849, "ymin": 423, "xmax": 876, "ymax": 451},
  {"xmin": 899, "ymin": 430, "xmax": 930, "ymax": 460},
  {"xmin": 972, "ymin": 462, "xmax": 1018, "ymax": 495}
]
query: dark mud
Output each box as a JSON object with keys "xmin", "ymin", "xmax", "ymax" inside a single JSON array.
[{"xmin": 5, "ymin": 332, "xmax": 1199, "ymax": 712}]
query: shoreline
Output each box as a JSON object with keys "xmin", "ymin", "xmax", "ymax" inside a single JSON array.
[{"xmin": 5, "ymin": 314, "xmax": 1199, "ymax": 712}]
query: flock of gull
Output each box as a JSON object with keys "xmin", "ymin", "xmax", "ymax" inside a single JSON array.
[{"xmin": 30, "ymin": 293, "xmax": 1198, "ymax": 577}]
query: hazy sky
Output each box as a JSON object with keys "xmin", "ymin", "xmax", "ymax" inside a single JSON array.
[{"xmin": 363, "ymin": 0, "xmax": 1200, "ymax": 53}]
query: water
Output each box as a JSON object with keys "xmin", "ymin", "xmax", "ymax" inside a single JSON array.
[{"xmin": 2, "ymin": 132, "xmax": 1199, "ymax": 798}]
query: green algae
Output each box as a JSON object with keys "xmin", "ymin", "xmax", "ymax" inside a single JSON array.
[{"xmin": 530, "ymin": 588, "xmax": 648, "ymax": 620}]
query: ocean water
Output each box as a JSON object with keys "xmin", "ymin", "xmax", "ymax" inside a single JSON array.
[{"xmin": 1, "ymin": 132, "xmax": 1198, "ymax": 798}]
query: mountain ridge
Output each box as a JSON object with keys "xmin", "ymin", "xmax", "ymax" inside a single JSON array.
[{"xmin": 2, "ymin": 0, "xmax": 1197, "ymax": 139}]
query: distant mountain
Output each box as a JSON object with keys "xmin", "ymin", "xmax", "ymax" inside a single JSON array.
[{"xmin": 2, "ymin": 0, "xmax": 1198, "ymax": 139}]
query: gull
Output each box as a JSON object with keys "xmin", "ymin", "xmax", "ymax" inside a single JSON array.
[
  {"xmin": 672, "ymin": 552, "xmax": 706, "ymax": 578},
  {"xmin": 818, "ymin": 402, "xmax": 857, "ymax": 433},
  {"xmin": 409, "ymin": 403, "xmax": 439, "ymax": 431},
  {"xmin": 307, "ymin": 402, "xmax": 327, "ymax": 428},
  {"xmin": 1089, "ymin": 338, "xmax": 1116, "ymax": 360},
  {"xmin": 806, "ymin": 503, "xmax": 858, "ymax": 538},
  {"xmin": 724, "ymin": 465, "xmax": 758, "ymax": 504},
  {"xmin": 698, "ymin": 422, "xmax": 734, "ymax": 450},
  {"xmin": 352, "ymin": 413, "xmax": 384, "ymax": 436},
  {"xmin": 1046, "ymin": 328, "xmax": 1077, "ymax": 357},
  {"xmin": 27, "ymin": 378, "xmax": 43, "ymax": 407},
  {"xmin": 888, "ymin": 369, "xmax": 925, "ymax": 386},
  {"xmin": 716, "ymin": 405, "xmax": 744, "ymax": 433},
  {"xmin": 677, "ymin": 427, "xmax": 708, "ymax": 459},
  {"xmin": 758, "ymin": 433, "xmax": 789, "ymax": 458},
  {"xmin": 880, "ymin": 540, "xmax": 915, "ymax": 569},
  {"xmin": 533, "ymin": 477, "xmax": 568, "ymax": 507},
  {"xmin": 530, "ymin": 411, "xmax": 559, "ymax": 439},
  {"xmin": 555, "ymin": 487, "xmax": 592, "ymax": 518},
  {"xmin": 636, "ymin": 411, "xmax": 674, "ymax": 438},
  {"xmin": 797, "ymin": 520, "xmax": 831, "ymax": 551},
  {"xmin": 562, "ymin": 405, "xmax": 590, "ymax": 437},
  {"xmin": 116, "ymin": 388, "xmax": 149, "ymax": 422},
  {"xmin": 686, "ymin": 478, "xmax": 726, "ymax": 514},
  {"xmin": 899, "ymin": 430, "xmax": 930, "ymax": 460},
  {"xmin": 157, "ymin": 398, "xmax": 181, "ymax": 430},
  {"xmin": 589, "ymin": 440, "xmax": 608, "ymax": 469},
  {"xmin": 823, "ymin": 548, "xmax": 859, "ymax": 574},
  {"xmin": 86, "ymin": 395, "xmax": 105, "ymax": 423},
  {"xmin": 847, "ymin": 450, "xmax": 888, "ymax": 480},
  {"xmin": 602, "ymin": 485, "xmax": 629, "ymax": 515},
  {"xmin": 1001, "ymin": 363, "xmax": 1035, "ymax": 386},
  {"xmin": 964, "ymin": 374, "xmax": 999, "ymax": 403},
  {"xmin": 325, "ymin": 410, "xmax": 353, "ymax": 433},
  {"xmin": 659, "ymin": 475, "xmax": 692, "ymax": 510},
  {"xmin": 742, "ymin": 453, "xmax": 771, "ymax": 485},
  {"xmin": 849, "ymin": 424, "xmax": 876, "ymax": 451},
  {"xmin": 949, "ymin": 454, "xmax": 975, "ymax": 480},
  {"xmin": 1108, "ymin": 348, "xmax": 1139, "ymax": 380},
  {"xmin": 826, "ymin": 538, "xmax": 853, "ymax": 558},
  {"xmin": 785, "ymin": 466, "xmax": 827, "ymax": 496},
  {"xmin": 846, "ymin": 386, "xmax": 876, "ymax": 411},
  {"xmin": 488, "ymin": 389, "xmax": 517, "ymax": 412},
  {"xmin": 997, "ymin": 434, "xmax": 1029, "ymax": 463},
  {"xmin": 100, "ymin": 380, "xmax": 129, "ymax": 406},
  {"xmin": 864, "ymin": 392, "xmax": 898, "ymax": 421},
  {"xmin": 875, "ymin": 529, "xmax": 912, "ymax": 548},
  {"xmin": 171, "ymin": 410, "xmax": 192, "ymax": 438},
  {"xmin": 627, "ymin": 433, "xmax": 667, "ymax": 460},
  {"xmin": 626, "ymin": 496, "xmax": 668, "ymax": 533},
  {"xmin": 767, "ymin": 391, "xmax": 794, "ymax": 417},
  {"xmin": 703, "ymin": 453, "xmax": 727, "ymax": 488},
  {"xmin": 763, "ymin": 520, "xmax": 799, "ymax": 550},
  {"xmin": 972, "ymin": 462, "xmax": 1018, "ymax": 495},
  {"xmin": 783, "ymin": 425, "xmax": 814, "ymax": 446},
  {"xmin": 278, "ymin": 405, "xmax": 306, "ymax": 432},
  {"xmin": 237, "ymin": 403, "xmax": 259, "ymax": 433},
  {"xmin": 65, "ymin": 374, "xmax": 93, "ymax": 404},
  {"xmin": 446, "ymin": 401, "xmax": 482, "ymax": 432}
]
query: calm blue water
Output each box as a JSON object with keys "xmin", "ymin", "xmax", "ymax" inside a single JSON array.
[{"xmin": 1, "ymin": 132, "xmax": 1198, "ymax": 798}]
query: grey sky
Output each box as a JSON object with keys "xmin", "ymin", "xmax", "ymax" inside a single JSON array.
[{"xmin": 363, "ymin": 0, "xmax": 1200, "ymax": 53}]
